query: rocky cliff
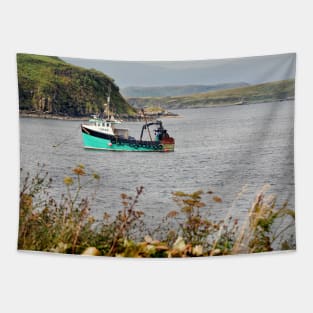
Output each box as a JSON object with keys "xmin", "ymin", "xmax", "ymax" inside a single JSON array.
[{"xmin": 17, "ymin": 54, "xmax": 136, "ymax": 117}]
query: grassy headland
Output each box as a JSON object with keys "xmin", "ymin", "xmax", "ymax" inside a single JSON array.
[
  {"xmin": 127, "ymin": 79, "xmax": 295, "ymax": 109},
  {"xmin": 17, "ymin": 53, "xmax": 136, "ymax": 117}
]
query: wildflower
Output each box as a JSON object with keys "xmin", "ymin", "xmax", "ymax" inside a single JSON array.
[
  {"xmin": 73, "ymin": 166, "xmax": 86, "ymax": 176},
  {"xmin": 173, "ymin": 191, "xmax": 188, "ymax": 197},
  {"xmin": 88, "ymin": 216, "xmax": 95, "ymax": 224},
  {"xmin": 120, "ymin": 193, "xmax": 128, "ymax": 199},
  {"xmin": 213, "ymin": 196, "xmax": 223, "ymax": 203},
  {"xmin": 92, "ymin": 173, "xmax": 100, "ymax": 180},
  {"xmin": 63, "ymin": 176, "xmax": 74, "ymax": 185},
  {"xmin": 103, "ymin": 212, "xmax": 110, "ymax": 220},
  {"xmin": 166, "ymin": 210, "xmax": 178, "ymax": 218}
]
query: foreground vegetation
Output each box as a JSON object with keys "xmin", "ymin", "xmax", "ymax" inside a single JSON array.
[
  {"xmin": 18, "ymin": 165, "xmax": 295, "ymax": 257},
  {"xmin": 17, "ymin": 53, "xmax": 136, "ymax": 117},
  {"xmin": 127, "ymin": 79, "xmax": 295, "ymax": 109}
]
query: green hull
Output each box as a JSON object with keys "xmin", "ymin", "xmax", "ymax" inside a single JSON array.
[{"xmin": 82, "ymin": 132, "xmax": 174, "ymax": 152}]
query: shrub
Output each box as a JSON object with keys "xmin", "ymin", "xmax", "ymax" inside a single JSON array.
[{"xmin": 18, "ymin": 166, "xmax": 296, "ymax": 257}]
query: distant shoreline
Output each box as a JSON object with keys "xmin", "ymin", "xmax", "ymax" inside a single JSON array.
[
  {"xmin": 19, "ymin": 113, "xmax": 89, "ymax": 121},
  {"xmin": 19, "ymin": 111, "xmax": 181, "ymax": 122},
  {"xmin": 155, "ymin": 98, "xmax": 294, "ymax": 110},
  {"xmin": 19, "ymin": 99, "xmax": 293, "ymax": 121}
]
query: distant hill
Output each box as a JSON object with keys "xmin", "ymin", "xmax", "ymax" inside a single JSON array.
[
  {"xmin": 121, "ymin": 82, "xmax": 249, "ymax": 98},
  {"xmin": 17, "ymin": 54, "xmax": 136, "ymax": 117},
  {"xmin": 63, "ymin": 53, "xmax": 296, "ymax": 88},
  {"xmin": 127, "ymin": 79, "xmax": 295, "ymax": 109}
]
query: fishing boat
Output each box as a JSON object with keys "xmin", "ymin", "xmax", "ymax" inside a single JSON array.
[{"xmin": 81, "ymin": 92, "xmax": 175, "ymax": 152}]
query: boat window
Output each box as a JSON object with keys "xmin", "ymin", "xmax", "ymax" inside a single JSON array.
[{"xmin": 106, "ymin": 123, "xmax": 110, "ymax": 127}]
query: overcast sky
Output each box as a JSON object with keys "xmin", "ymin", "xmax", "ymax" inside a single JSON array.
[{"xmin": 62, "ymin": 53, "xmax": 296, "ymax": 88}]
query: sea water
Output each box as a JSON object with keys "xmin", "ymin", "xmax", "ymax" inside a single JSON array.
[{"xmin": 20, "ymin": 101, "xmax": 294, "ymax": 228}]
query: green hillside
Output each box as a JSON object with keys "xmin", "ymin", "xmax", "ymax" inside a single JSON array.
[
  {"xmin": 121, "ymin": 82, "xmax": 249, "ymax": 98},
  {"xmin": 127, "ymin": 79, "xmax": 295, "ymax": 109},
  {"xmin": 17, "ymin": 53, "xmax": 136, "ymax": 117}
]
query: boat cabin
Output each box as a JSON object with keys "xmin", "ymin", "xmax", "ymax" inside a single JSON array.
[{"xmin": 88, "ymin": 118, "xmax": 129, "ymax": 139}]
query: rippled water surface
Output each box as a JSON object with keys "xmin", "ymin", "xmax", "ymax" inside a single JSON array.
[{"xmin": 20, "ymin": 101, "xmax": 294, "ymax": 225}]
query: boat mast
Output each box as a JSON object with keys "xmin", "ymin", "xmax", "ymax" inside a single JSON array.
[{"xmin": 141, "ymin": 108, "xmax": 153, "ymax": 141}]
